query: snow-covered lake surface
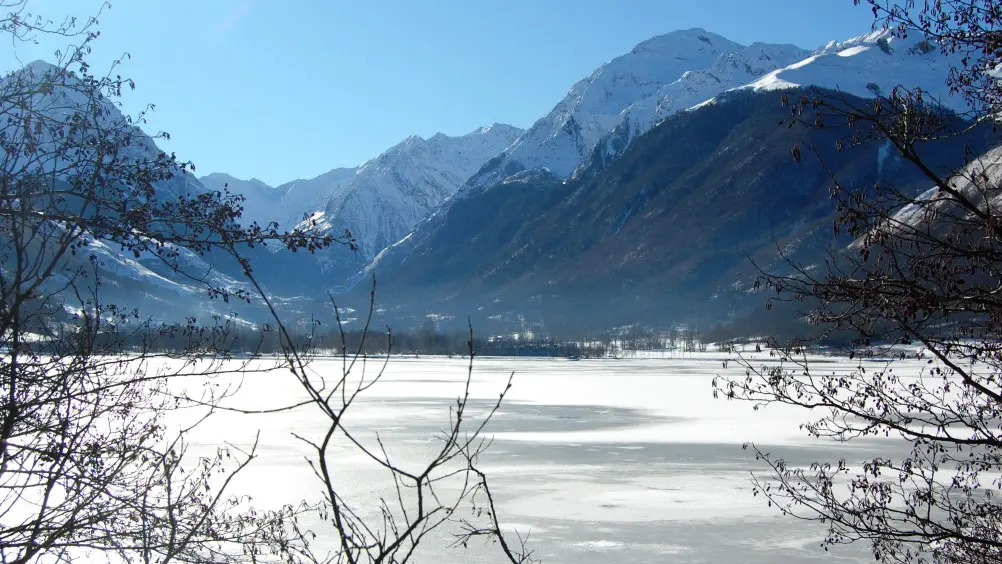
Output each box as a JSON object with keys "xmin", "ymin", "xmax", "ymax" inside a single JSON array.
[{"xmin": 179, "ymin": 351, "xmax": 921, "ymax": 563}]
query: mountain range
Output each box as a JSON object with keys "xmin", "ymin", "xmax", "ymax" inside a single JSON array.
[{"xmin": 9, "ymin": 27, "xmax": 994, "ymax": 333}]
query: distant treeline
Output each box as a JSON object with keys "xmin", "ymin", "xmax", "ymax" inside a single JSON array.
[
  {"xmin": 20, "ymin": 300, "xmax": 935, "ymax": 360},
  {"xmin": 252, "ymin": 321, "xmax": 714, "ymax": 358},
  {"xmin": 61, "ymin": 318, "xmax": 725, "ymax": 358},
  {"xmin": 32, "ymin": 308, "xmax": 881, "ymax": 358},
  {"xmin": 233, "ymin": 326, "xmax": 615, "ymax": 358}
]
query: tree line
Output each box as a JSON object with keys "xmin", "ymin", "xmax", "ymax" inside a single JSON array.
[{"xmin": 47, "ymin": 317, "xmax": 721, "ymax": 358}]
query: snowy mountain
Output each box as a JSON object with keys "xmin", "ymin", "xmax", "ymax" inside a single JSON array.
[
  {"xmin": 11, "ymin": 26, "xmax": 996, "ymax": 330},
  {"xmin": 273, "ymin": 167, "xmax": 358, "ymax": 227},
  {"xmin": 741, "ymin": 30, "xmax": 966, "ymax": 111},
  {"xmin": 463, "ymin": 29, "xmax": 806, "ymax": 192},
  {"xmin": 202, "ymin": 124, "xmax": 522, "ymax": 279},
  {"xmin": 0, "ymin": 60, "xmax": 263, "ymax": 322},
  {"xmin": 306, "ymin": 124, "xmax": 523, "ymax": 267},
  {"xmin": 192, "ymin": 125, "xmax": 522, "ymax": 292},
  {"xmin": 198, "ymin": 173, "xmax": 281, "ymax": 227},
  {"xmin": 360, "ymin": 30, "xmax": 812, "ymax": 285},
  {"xmin": 590, "ymin": 41, "xmax": 809, "ymax": 169},
  {"xmin": 355, "ymin": 87, "xmax": 995, "ymax": 330},
  {"xmin": 892, "ymin": 143, "xmax": 1002, "ymax": 233},
  {"xmin": 199, "ymin": 170, "xmax": 359, "ymax": 230},
  {"xmin": 343, "ymin": 27, "xmax": 1000, "ymax": 330},
  {"xmin": 124, "ymin": 27, "xmax": 984, "ymax": 307},
  {"xmin": 2, "ymin": 61, "xmax": 155, "ymax": 157},
  {"xmin": 2, "ymin": 60, "xmax": 205, "ymax": 200},
  {"xmin": 701, "ymin": 29, "xmax": 965, "ymax": 112}
]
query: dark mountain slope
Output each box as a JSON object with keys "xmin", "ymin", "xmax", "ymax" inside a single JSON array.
[{"xmin": 361, "ymin": 88, "xmax": 995, "ymax": 330}]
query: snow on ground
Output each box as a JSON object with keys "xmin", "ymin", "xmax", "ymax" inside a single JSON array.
[{"xmin": 160, "ymin": 353, "xmax": 925, "ymax": 563}]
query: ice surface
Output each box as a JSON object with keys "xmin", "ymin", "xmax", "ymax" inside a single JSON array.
[{"xmin": 151, "ymin": 352, "xmax": 929, "ymax": 563}]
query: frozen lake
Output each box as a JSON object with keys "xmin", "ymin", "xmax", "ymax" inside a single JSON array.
[{"xmin": 181, "ymin": 351, "xmax": 917, "ymax": 563}]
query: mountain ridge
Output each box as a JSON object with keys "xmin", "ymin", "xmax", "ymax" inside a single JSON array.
[
  {"xmin": 13, "ymin": 25, "xmax": 994, "ymax": 331},
  {"xmin": 355, "ymin": 87, "xmax": 995, "ymax": 330},
  {"xmin": 304, "ymin": 123, "xmax": 524, "ymax": 269},
  {"xmin": 360, "ymin": 26, "xmax": 969, "ymax": 297},
  {"xmin": 457, "ymin": 29, "xmax": 808, "ymax": 197}
]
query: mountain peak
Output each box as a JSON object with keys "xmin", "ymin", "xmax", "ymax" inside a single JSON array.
[
  {"xmin": 472, "ymin": 123, "xmax": 521, "ymax": 136},
  {"xmin": 13, "ymin": 60, "xmax": 88, "ymax": 85},
  {"xmin": 307, "ymin": 123, "xmax": 523, "ymax": 263},
  {"xmin": 462, "ymin": 28, "xmax": 804, "ymax": 186},
  {"xmin": 201, "ymin": 171, "xmax": 272, "ymax": 186},
  {"xmin": 22, "ymin": 59, "xmax": 59, "ymax": 73},
  {"xmin": 818, "ymin": 28, "xmax": 895, "ymax": 53},
  {"xmin": 745, "ymin": 29, "xmax": 964, "ymax": 111},
  {"xmin": 629, "ymin": 28, "xmax": 734, "ymax": 55}
]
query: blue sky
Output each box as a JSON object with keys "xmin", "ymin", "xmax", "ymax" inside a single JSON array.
[{"xmin": 4, "ymin": 0, "xmax": 876, "ymax": 186}]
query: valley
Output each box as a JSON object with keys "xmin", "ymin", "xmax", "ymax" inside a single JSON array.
[
  {"xmin": 175, "ymin": 27, "xmax": 989, "ymax": 335},
  {"xmin": 4, "ymin": 2, "xmax": 1001, "ymax": 562}
]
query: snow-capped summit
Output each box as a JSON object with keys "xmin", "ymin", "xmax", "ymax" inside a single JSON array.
[
  {"xmin": 590, "ymin": 41, "xmax": 809, "ymax": 169},
  {"xmin": 199, "ymin": 169, "xmax": 360, "ymax": 230},
  {"xmin": 359, "ymin": 26, "xmax": 979, "ymax": 301},
  {"xmin": 198, "ymin": 173, "xmax": 283, "ymax": 227},
  {"xmin": 464, "ymin": 29, "xmax": 807, "ymax": 190},
  {"xmin": 474, "ymin": 123, "xmax": 512, "ymax": 135},
  {"xmin": 196, "ymin": 123, "xmax": 521, "ymax": 276},
  {"xmin": 3, "ymin": 59, "xmax": 202, "ymax": 199},
  {"xmin": 2, "ymin": 60, "xmax": 157, "ymax": 164},
  {"xmin": 306, "ymin": 123, "xmax": 523, "ymax": 268},
  {"xmin": 743, "ymin": 29, "xmax": 966, "ymax": 111},
  {"xmin": 274, "ymin": 167, "xmax": 358, "ymax": 227}
]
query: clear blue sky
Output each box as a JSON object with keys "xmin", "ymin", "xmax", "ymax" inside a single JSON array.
[{"xmin": 4, "ymin": 0, "xmax": 876, "ymax": 186}]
